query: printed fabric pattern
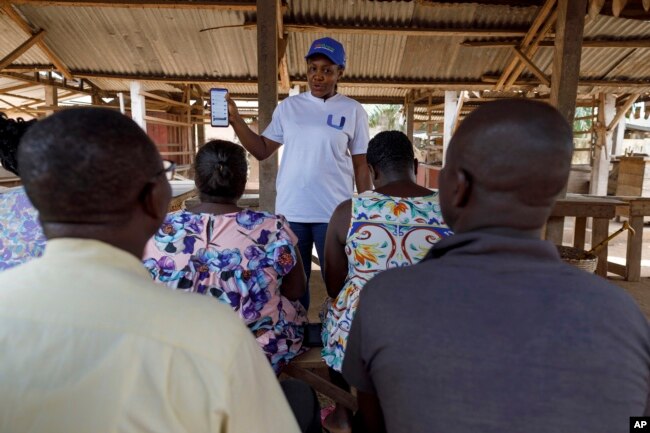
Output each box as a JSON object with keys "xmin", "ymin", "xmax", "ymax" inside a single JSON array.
[
  {"xmin": 143, "ymin": 209, "xmax": 307, "ymax": 373},
  {"xmin": 322, "ymin": 191, "xmax": 452, "ymax": 371},
  {"xmin": 0, "ymin": 188, "xmax": 46, "ymax": 271}
]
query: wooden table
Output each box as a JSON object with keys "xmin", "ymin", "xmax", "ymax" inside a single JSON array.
[
  {"xmin": 547, "ymin": 195, "xmax": 625, "ymax": 277},
  {"xmin": 608, "ymin": 197, "xmax": 650, "ymax": 282}
]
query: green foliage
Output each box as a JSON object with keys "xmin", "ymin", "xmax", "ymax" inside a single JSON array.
[{"xmin": 368, "ymin": 105, "xmax": 405, "ymax": 132}]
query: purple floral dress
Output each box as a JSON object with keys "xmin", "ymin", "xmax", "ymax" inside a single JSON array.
[
  {"xmin": 143, "ymin": 209, "xmax": 307, "ymax": 373},
  {"xmin": 0, "ymin": 187, "xmax": 46, "ymax": 271}
]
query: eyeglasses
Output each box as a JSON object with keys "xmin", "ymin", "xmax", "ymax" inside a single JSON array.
[{"xmin": 155, "ymin": 159, "xmax": 176, "ymax": 181}]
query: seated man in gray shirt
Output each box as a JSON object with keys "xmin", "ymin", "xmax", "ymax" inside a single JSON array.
[{"xmin": 342, "ymin": 99, "xmax": 650, "ymax": 433}]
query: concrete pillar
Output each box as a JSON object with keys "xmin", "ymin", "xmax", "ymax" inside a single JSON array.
[
  {"xmin": 443, "ymin": 91, "xmax": 459, "ymax": 166},
  {"xmin": 130, "ymin": 81, "xmax": 147, "ymax": 131}
]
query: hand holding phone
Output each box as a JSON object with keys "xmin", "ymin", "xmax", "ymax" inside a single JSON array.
[{"xmin": 210, "ymin": 88, "xmax": 229, "ymax": 127}]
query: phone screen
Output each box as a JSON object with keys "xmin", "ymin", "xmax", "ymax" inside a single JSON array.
[{"xmin": 210, "ymin": 88, "xmax": 229, "ymax": 127}]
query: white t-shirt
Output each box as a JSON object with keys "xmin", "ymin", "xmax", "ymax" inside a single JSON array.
[{"xmin": 262, "ymin": 92, "xmax": 369, "ymax": 223}]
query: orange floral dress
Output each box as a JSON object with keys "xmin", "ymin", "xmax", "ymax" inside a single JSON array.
[{"xmin": 321, "ymin": 191, "xmax": 452, "ymax": 371}]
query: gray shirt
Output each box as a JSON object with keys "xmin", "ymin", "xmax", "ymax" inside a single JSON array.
[{"xmin": 343, "ymin": 231, "xmax": 650, "ymax": 433}]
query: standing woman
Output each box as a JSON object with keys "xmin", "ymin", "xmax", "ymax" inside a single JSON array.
[{"xmin": 228, "ymin": 37, "xmax": 372, "ymax": 310}]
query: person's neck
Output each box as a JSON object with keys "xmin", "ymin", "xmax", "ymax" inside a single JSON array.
[
  {"xmin": 456, "ymin": 225, "xmax": 543, "ymax": 240},
  {"xmin": 42, "ymin": 222, "xmax": 147, "ymax": 259},
  {"xmin": 190, "ymin": 197, "xmax": 243, "ymax": 215},
  {"xmin": 373, "ymin": 175, "xmax": 430, "ymax": 197}
]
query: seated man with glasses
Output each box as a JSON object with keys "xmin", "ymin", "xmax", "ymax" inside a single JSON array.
[{"xmin": 0, "ymin": 108, "xmax": 302, "ymax": 433}]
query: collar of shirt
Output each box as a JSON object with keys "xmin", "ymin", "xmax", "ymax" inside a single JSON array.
[
  {"xmin": 424, "ymin": 231, "xmax": 561, "ymax": 263},
  {"xmin": 42, "ymin": 238, "xmax": 150, "ymax": 279}
]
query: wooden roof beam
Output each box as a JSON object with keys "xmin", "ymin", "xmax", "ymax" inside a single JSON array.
[
  {"xmin": 243, "ymin": 22, "xmax": 532, "ymax": 38},
  {"xmin": 1, "ymin": 5, "xmax": 72, "ymax": 79},
  {"xmin": 494, "ymin": 0, "xmax": 556, "ymax": 91},
  {"xmin": 6, "ymin": 1, "xmax": 264, "ymax": 10},
  {"xmin": 462, "ymin": 38, "xmax": 650, "ymax": 48},
  {"xmin": 504, "ymin": 9, "xmax": 558, "ymax": 90},
  {"xmin": 511, "ymin": 47, "xmax": 551, "ymax": 86},
  {"xmin": 0, "ymin": 29, "xmax": 45, "ymax": 70},
  {"xmin": 0, "ymin": 71, "xmax": 93, "ymax": 94}
]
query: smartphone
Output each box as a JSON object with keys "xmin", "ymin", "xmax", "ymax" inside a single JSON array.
[{"xmin": 210, "ymin": 88, "xmax": 229, "ymax": 127}]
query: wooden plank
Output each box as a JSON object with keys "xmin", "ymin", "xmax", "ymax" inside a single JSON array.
[
  {"xmin": 573, "ymin": 217, "xmax": 587, "ymax": 249},
  {"xmin": 511, "ymin": 46, "xmax": 551, "ymax": 86},
  {"xmin": 504, "ymin": 10, "xmax": 557, "ymax": 90},
  {"xmin": 550, "ymin": 0, "xmax": 588, "ymax": 125},
  {"xmin": 44, "ymin": 85, "xmax": 57, "ymax": 116},
  {"xmin": 462, "ymin": 38, "xmax": 650, "ymax": 48},
  {"xmin": 257, "ymin": 0, "xmax": 278, "ymax": 213},
  {"xmin": 552, "ymin": 201, "xmax": 618, "ymax": 219},
  {"xmin": 625, "ymin": 214, "xmax": 643, "ymax": 281},
  {"xmin": 140, "ymin": 90, "xmax": 188, "ymax": 107},
  {"xmin": 9, "ymin": 0, "xmax": 261, "ymax": 9},
  {"xmin": 1, "ymin": 5, "xmax": 72, "ymax": 80},
  {"xmin": 283, "ymin": 364, "xmax": 358, "ymax": 411},
  {"xmin": 246, "ymin": 22, "xmax": 530, "ymax": 38},
  {"xmin": 495, "ymin": 0, "xmax": 556, "ymax": 91},
  {"xmin": 0, "ymin": 30, "xmax": 45, "ymax": 71},
  {"xmin": 592, "ymin": 217, "xmax": 609, "ymax": 276},
  {"xmin": 607, "ymin": 93, "xmax": 640, "ymax": 132},
  {"xmin": 0, "ymin": 82, "xmax": 38, "ymax": 93},
  {"xmin": 144, "ymin": 115, "xmax": 191, "ymax": 127},
  {"xmin": 606, "ymin": 261, "xmax": 626, "ymax": 277}
]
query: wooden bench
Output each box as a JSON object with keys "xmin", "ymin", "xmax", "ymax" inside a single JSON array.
[{"xmin": 283, "ymin": 347, "xmax": 358, "ymax": 411}]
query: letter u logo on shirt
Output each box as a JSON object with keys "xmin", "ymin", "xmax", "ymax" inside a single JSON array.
[{"xmin": 327, "ymin": 114, "xmax": 346, "ymax": 130}]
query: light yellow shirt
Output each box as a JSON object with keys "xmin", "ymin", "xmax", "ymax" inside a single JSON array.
[{"xmin": 0, "ymin": 238, "xmax": 300, "ymax": 433}]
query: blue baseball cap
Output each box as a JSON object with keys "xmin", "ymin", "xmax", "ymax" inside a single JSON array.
[{"xmin": 305, "ymin": 37, "xmax": 346, "ymax": 68}]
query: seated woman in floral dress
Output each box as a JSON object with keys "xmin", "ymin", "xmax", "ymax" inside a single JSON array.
[
  {"xmin": 0, "ymin": 113, "xmax": 45, "ymax": 271},
  {"xmin": 320, "ymin": 131, "xmax": 452, "ymax": 432},
  {"xmin": 143, "ymin": 140, "xmax": 307, "ymax": 373}
]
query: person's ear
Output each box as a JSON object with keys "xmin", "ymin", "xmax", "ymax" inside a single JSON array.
[
  {"xmin": 140, "ymin": 178, "xmax": 171, "ymax": 222},
  {"xmin": 413, "ymin": 158, "xmax": 419, "ymax": 176},
  {"xmin": 368, "ymin": 164, "xmax": 378, "ymax": 182},
  {"xmin": 337, "ymin": 67, "xmax": 344, "ymax": 80},
  {"xmin": 453, "ymin": 169, "xmax": 472, "ymax": 208}
]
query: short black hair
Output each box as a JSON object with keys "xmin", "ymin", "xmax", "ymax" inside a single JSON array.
[
  {"xmin": 194, "ymin": 140, "xmax": 247, "ymax": 200},
  {"xmin": 367, "ymin": 130, "xmax": 414, "ymax": 174},
  {"xmin": 18, "ymin": 108, "xmax": 161, "ymax": 223},
  {"xmin": 0, "ymin": 113, "xmax": 36, "ymax": 176}
]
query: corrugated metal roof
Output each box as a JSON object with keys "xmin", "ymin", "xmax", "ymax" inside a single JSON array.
[
  {"xmin": 0, "ymin": 1, "xmax": 648, "ymax": 106},
  {"xmin": 12, "ymin": 4, "xmax": 257, "ymax": 77}
]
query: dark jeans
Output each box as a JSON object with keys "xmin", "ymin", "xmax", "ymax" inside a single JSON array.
[
  {"xmin": 280, "ymin": 378, "xmax": 322, "ymax": 433},
  {"xmin": 289, "ymin": 221, "xmax": 328, "ymax": 311}
]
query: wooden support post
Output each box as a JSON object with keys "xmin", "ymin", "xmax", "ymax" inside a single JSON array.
[
  {"xmin": 590, "ymin": 93, "xmax": 616, "ymax": 196},
  {"xmin": 550, "ymin": 0, "xmax": 587, "ymax": 125},
  {"xmin": 44, "ymin": 85, "xmax": 57, "ymax": 117},
  {"xmin": 443, "ymin": 91, "xmax": 459, "ymax": 166},
  {"xmin": 405, "ymin": 91, "xmax": 415, "ymax": 144},
  {"xmin": 547, "ymin": 0, "xmax": 587, "ymax": 244},
  {"xmin": 129, "ymin": 81, "xmax": 147, "ymax": 131},
  {"xmin": 257, "ymin": 0, "xmax": 278, "ymax": 212},
  {"xmin": 196, "ymin": 93, "xmax": 205, "ymax": 148}
]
